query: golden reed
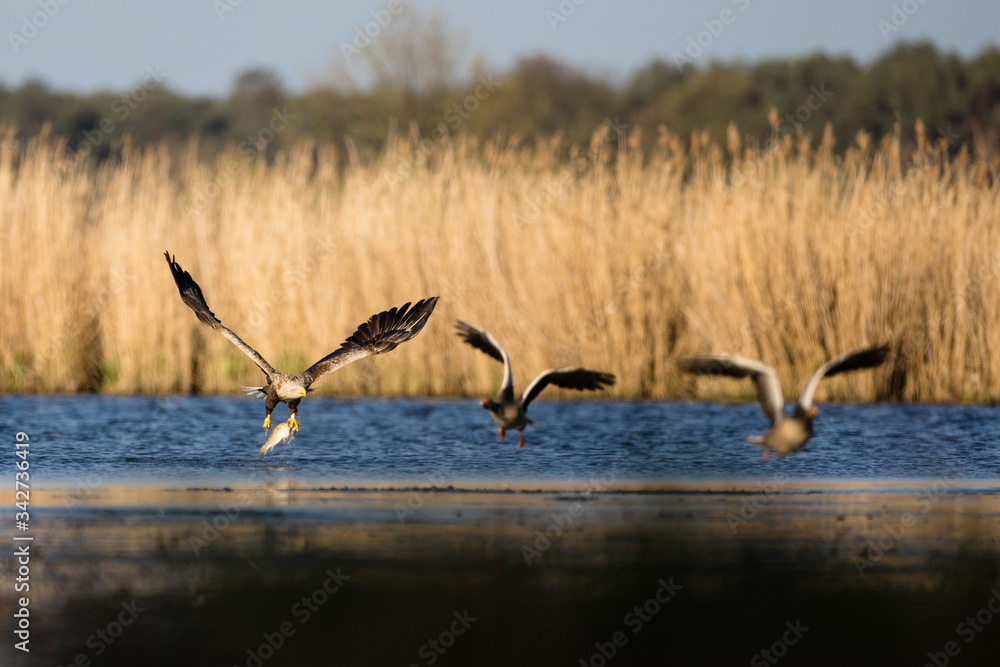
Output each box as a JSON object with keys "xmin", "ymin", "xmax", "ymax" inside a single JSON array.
[{"xmin": 1, "ymin": 123, "xmax": 998, "ymax": 402}]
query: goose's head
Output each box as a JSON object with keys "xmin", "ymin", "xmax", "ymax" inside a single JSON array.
[{"xmin": 794, "ymin": 404, "xmax": 819, "ymax": 421}]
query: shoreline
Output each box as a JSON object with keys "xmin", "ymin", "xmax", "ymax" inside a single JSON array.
[
  {"xmin": 30, "ymin": 477, "xmax": 1000, "ymax": 509},
  {"xmin": 7, "ymin": 391, "xmax": 1000, "ymax": 406},
  {"xmin": 9, "ymin": 479, "xmax": 1000, "ymax": 665}
]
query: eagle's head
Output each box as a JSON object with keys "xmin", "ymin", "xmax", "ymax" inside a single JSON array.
[{"xmin": 279, "ymin": 383, "xmax": 308, "ymax": 401}]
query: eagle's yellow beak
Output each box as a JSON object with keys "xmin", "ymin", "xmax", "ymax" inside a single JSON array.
[{"xmin": 297, "ymin": 387, "xmax": 307, "ymax": 397}]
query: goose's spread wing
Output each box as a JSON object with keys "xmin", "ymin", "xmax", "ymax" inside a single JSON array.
[
  {"xmin": 164, "ymin": 252, "xmax": 276, "ymax": 378},
  {"xmin": 678, "ymin": 354, "xmax": 784, "ymax": 426},
  {"xmin": 454, "ymin": 321, "xmax": 514, "ymax": 402},
  {"xmin": 797, "ymin": 344, "xmax": 890, "ymax": 410},
  {"xmin": 300, "ymin": 297, "xmax": 439, "ymax": 384},
  {"xmin": 519, "ymin": 367, "xmax": 615, "ymax": 413}
]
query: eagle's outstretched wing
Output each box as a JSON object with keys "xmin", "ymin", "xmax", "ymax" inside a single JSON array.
[
  {"xmin": 164, "ymin": 252, "xmax": 276, "ymax": 379},
  {"xmin": 300, "ymin": 297, "xmax": 439, "ymax": 385}
]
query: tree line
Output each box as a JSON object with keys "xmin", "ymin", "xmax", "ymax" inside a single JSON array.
[{"xmin": 1, "ymin": 40, "xmax": 998, "ymax": 162}]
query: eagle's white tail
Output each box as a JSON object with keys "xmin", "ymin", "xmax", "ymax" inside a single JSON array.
[{"xmin": 242, "ymin": 387, "xmax": 266, "ymax": 399}]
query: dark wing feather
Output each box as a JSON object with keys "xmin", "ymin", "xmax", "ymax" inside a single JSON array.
[
  {"xmin": 519, "ymin": 367, "xmax": 615, "ymax": 413},
  {"xmin": 677, "ymin": 354, "xmax": 784, "ymax": 426},
  {"xmin": 300, "ymin": 297, "xmax": 439, "ymax": 384},
  {"xmin": 164, "ymin": 252, "xmax": 276, "ymax": 378},
  {"xmin": 797, "ymin": 344, "xmax": 890, "ymax": 409},
  {"xmin": 453, "ymin": 321, "xmax": 504, "ymax": 362},
  {"xmin": 454, "ymin": 321, "xmax": 514, "ymax": 402},
  {"xmin": 819, "ymin": 344, "xmax": 891, "ymax": 378}
]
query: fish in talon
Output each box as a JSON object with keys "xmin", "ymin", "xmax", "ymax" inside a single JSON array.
[{"xmin": 164, "ymin": 251, "xmax": 438, "ymax": 455}]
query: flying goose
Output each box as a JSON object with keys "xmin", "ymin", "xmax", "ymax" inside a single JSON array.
[
  {"xmin": 455, "ymin": 321, "xmax": 615, "ymax": 448},
  {"xmin": 677, "ymin": 345, "xmax": 890, "ymax": 459},
  {"xmin": 165, "ymin": 252, "xmax": 438, "ymax": 449}
]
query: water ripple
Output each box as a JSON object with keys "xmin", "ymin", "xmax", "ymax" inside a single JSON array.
[{"xmin": 3, "ymin": 395, "xmax": 998, "ymax": 486}]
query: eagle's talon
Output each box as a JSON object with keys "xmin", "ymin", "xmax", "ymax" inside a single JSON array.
[{"xmin": 165, "ymin": 254, "xmax": 439, "ymax": 452}]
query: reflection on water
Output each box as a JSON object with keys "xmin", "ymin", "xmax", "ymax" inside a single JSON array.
[
  {"xmin": 1, "ymin": 396, "xmax": 999, "ymax": 665},
  {"xmin": 1, "ymin": 486, "xmax": 999, "ymax": 666},
  {"xmin": 3, "ymin": 395, "xmax": 999, "ymax": 486}
]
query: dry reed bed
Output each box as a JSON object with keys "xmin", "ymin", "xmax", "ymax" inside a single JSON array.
[{"xmin": 1, "ymin": 125, "xmax": 998, "ymax": 402}]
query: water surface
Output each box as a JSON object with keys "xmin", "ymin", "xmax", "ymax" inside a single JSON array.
[
  {"xmin": 2, "ymin": 396, "xmax": 1000, "ymax": 666},
  {"xmin": 2, "ymin": 395, "xmax": 997, "ymax": 486}
]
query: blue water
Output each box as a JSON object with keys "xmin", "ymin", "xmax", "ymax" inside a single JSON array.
[{"xmin": 1, "ymin": 395, "xmax": 997, "ymax": 486}]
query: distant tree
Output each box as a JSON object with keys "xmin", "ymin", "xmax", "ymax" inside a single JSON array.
[
  {"xmin": 484, "ymin": 55, "xmax": 616, "ymax": 144},
  {"xmin": 859, "ymin": 42, "xmax": 966, "ymax": 142},
  {"xmin": 8, "ymin": 79, "xmax": 58, "ymax": 136},
  {"xmin": 632, "ymin": 64, "xmax": 762, "ymax": 147},
  {"xmin": 226, "ymin": 67, "xmax": 289, "ymax": 158},
  {"xmin": 750, "ymin": 53, "xmax": 860, "ymax": 146},
  {"xmin": 345, "ymin": 7, "xmax": 468, "ymax": 98},
  {"xmin": 231, "ymin": 68, "xmax": 286, "ymax": 111},
  {"xmin": 621, "ymin": 59, "xmax": 691, "ymax": 111},
  {"xmin": 956, "ymin": 46, "xmax": 1000, "ymax": 152},
  {"xmin": 0, "ymin": 38, "xmax": 997, "ymax": 161},
  {"xmin": 311, "ymin": 6, "xmax": 480, "ymax": 145}
]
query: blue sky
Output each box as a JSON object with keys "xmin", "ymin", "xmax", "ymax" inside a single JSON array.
[{"xmin": 1, "ymin": 0, "xmax": 998, "ymax": 96}]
